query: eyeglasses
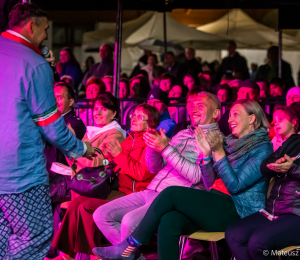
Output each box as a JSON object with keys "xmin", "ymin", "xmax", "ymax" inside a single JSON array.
[{"xmin": 129, "ymin": 114, "xmax": 148, "ymax": 122}]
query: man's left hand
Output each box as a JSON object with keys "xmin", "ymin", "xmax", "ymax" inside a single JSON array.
[
  {"xmin": 46, "ymin": 50, "xmax": 56, "ymax": 67},
  {"xmin": 143, "ymin": 128, "xmax": 170, "ymax": 153}
]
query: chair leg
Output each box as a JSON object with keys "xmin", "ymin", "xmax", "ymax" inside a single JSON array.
[
  {"xmin": 210, "ymin": 241, "xmax": 219, "ymax": 260},
  {"xmin": 179, "ymin": 236, "xmax": 188, "ymax": 260}
]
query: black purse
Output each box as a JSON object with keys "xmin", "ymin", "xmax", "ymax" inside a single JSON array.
[{"xmin": 69, "ymin": 148, "xmax": 120, "ymax": 199}]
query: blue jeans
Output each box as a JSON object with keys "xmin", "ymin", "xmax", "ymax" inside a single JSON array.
[
  {"xmin": 93, "ymin": 189, "xmax": 159, "ymax": 245},
  {"xmin": 226, "ymin": 211, "xmax": 300, "ymax": 260}
]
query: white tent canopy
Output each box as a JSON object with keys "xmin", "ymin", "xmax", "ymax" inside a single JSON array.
[
  {"xmin": 197, "ymin": 9, "xmax": 298, "ymax": 50},
  {"xmin": 125, "ymin": 12, "xmax": 227, "ymax": 49}
]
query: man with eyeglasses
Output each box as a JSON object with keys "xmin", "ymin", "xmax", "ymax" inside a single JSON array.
[{"xmin": 146, "ymin": 88, "xmax": 176, "ymax": 138}]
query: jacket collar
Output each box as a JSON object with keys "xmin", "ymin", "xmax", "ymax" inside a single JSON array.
[
  {"xmin": 1, "ymin": 31, "xmax": 42, "ymax": 55},
  {"xmin": 160, "ymin": 110, "xmax": 171, "ymax": 121},
  {"xmin": 63, "ymin": 109, "xmax": 75, "ymax": 122},
  {"xmin": 128, "ymin": 131, "xmax": 145, "ymax": 140}
]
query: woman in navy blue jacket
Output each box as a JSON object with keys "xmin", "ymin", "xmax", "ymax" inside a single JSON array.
[
  {"xmin": 92, "ymin": 99, "xmax": 273, "ymax": 260},
  {"xmin": 57, "ymin": 47, "xmax": 82, "ymax": 92}
]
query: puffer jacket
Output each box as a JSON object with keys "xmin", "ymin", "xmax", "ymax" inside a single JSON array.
[
  {"xmin": 114, "ymin": 131, "xmax": 155, "ymax": 194},
  {"xmin": 146, "ymin": 123, "xmax": 220, "ymax": 192},
  {"xmin": 200, "ymin": 142, "xmax": 273, "ymax": 218},
  {"xmin": 261, "ymin": 134, "xmax": 300, "ymax": 216}
]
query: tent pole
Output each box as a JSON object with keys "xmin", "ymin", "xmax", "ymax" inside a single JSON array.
[
  {"xmin": 278, "ymin": 29, "xmax": 282, "ymax": 78},
  {"xmin": 163, "ymin": 11, "xmax": 167, "ymax": 63},
  {"xmin": 114, "ymin": 0, "xmax": 123, "ymax": 98}
]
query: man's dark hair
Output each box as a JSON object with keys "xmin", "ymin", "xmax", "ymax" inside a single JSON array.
[
  {"xmin": 270, "ymin": 77, "xmax": 285, "ymax": 88},
  {"xmin": 186, "ymin": 86, "xmax": 206, "ymax": 100},
  {"xmin": 8, "ymin": 3, "xmax": 47, "ymax": 29},
  {"xmin": 54, "ymin": 82, "xmax": 75, "ymax": 100}
]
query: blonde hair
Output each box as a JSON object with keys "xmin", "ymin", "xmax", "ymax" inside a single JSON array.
[{"xmin": 231, "ymin": 99, "xmax": 270, "ymax": 130}]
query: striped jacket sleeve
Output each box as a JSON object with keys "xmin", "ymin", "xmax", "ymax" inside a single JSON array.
[{"xmin": 26, "ymin": 63, "xmax": 85, "ymax": 158}]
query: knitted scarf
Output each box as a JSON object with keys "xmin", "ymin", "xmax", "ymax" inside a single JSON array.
[{"xmin": 224, "ymin": 129, "xmax": 271, "ymax": 163}]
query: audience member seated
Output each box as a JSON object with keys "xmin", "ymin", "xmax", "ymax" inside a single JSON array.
[
  {"xmin": 256, "ymin": 79, "xmax": 269, "ymax": 98},
  {"xmin": 179, "ymin": 48, "xmax": 202, "ymax": 81},
  {"xmin": 168, "ymin": 84, "xmax": 189, "ymax": 123},
  {"xmin": 102, "ymin": 75, "xmax": 113, "ymax": 94},
  {"xmin": 80, "ymin": 77, "xmax": 106, "ymax": 126},
  {"xmin": 92, "ymin": 99, "xmax": 273, "ymax": 260},
  {"xmin": 82, "ymin": 44, "xmax": 114, "ymax": 87},
  {"xmin": 146, "ymin": 88, "xmax": 176, "ymax": 138},
  {"xmin": 171, "ymin": 87, "xmax": 205, "ymax": 137},
  {"xmin": 219, "ymin": 79, "xmax": 260, "ymax": 136},
  {"xmin": 130, "ymin": 50, "xmax": 152, "ymax": 78},
  {"xmin": 165, "ymin": 51, "xmax": 180, "ymax": 79},
  {"xmin": 217, "ymin": 84, "xmax": 233, "ymax": 103},
  {"xmin": 286, "ymin": 86, "xmax": 300, "ymax": 106},
  {"xmin": 269, "ymin": 77, "xmax": 285, "ymax": 98},
  {"xmin": 129, "ymin": 75, "xmax": 150, "ymax": 99},
  {"xmin": 119, "ymin": 78, "xmax": 131, "ymax": 124},
  {"xmin": 183, "ymin": 72, "xmax": 199, "ymax": 91},
  {"xmin": 271, "ymin": 105, "xmax": 300, "ymax": 151},
  {"xmin": 255, "ymin": 46, "xmax": 295, "ymax": 90},
  {"xmin": 56, "ymin": 47, "xmax": 82, "ymax": 92},
  {"xmin": 216, "ymin": 41, "xmax": 249, "ymax": 83},
  {"xmin": 61, "ymin": 75, "xmax": 74, "ymax": 90},
  {"xmin": 45, "ymin": 82, "xmax": 86, "ymax": 258},
  {"xmin": 269, "ymin": 87, "xmax": 300, "ymax": 140},
  {"xmin": 141, "ymin": 54, "xmax": 158, "ymax": 86},
  {"xmin": 198, "ymin": 71, "xmax": 213, "ymax": 91},
  {"xmin": 151, "ymin": 65, "xmax": 166, "ymax": 89},
  {"xmin": 159, "ymin": 72, "xmax": 175, "ymax": 94},
  {"xmin": 83, "ymin": 56, "xmax": 95, "ymax": 77},
  {"xmin": 226, "ymin": 134, "xmax": 300, "ymax": 260},
  {"xmin": 92, "ymin": 92, "xmax": 221, "ymax": 255},
  {"xmin": 51, "ymin": 93, "xmax": 128, "ymax": 260}
]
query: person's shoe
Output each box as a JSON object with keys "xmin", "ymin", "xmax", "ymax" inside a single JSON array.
[
  {"xmin": 92, "ymin": 239, "xmax": 138, "ymax": 260},
  {"xmin": 182, "ymin": 238, "xmax": 204, "ymax": 259}
]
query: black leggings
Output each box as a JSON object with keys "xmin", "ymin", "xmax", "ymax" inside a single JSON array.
[
  {"xmin": 131, "ymin": 186, "xmax": 240, "ymax": 260},
  {"xmin": 226, "ymin": 211, "xmax": 300, "ymax": 260}
]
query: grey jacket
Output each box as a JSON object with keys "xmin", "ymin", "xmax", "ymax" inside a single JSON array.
[{"xmin": 146, "ymin": 123, "xmax": 220, "ymax": 193}]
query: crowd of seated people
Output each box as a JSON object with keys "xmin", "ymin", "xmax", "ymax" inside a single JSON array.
[{"xmin": 45, "ymin": 39, "xmax": 300, "ymax": 260}]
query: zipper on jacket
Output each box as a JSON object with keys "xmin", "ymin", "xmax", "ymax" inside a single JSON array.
[
  {"xmin": 272, "ymin": 173, "xmax": 287, "ymax": 215},
  {"xmin": 129, "ymin": 133, "xmax": 136, "ymax": 192},
  {"xmin": 154, "ymin": 137, "xmax": 192, "ymax": 192}
]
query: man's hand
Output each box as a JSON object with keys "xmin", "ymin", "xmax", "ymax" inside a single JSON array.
[
  {"xmin": 82, "ymin": 142, "xmax": 97, "ymax": 160},
  {"xmin": 143, "ymin": 128, "xmax": 170, "ymax": 153},
  {"xmin": 106, "ymin": 140, "xmax": 122, "ymax": 157},
  {"xmin": 46, "ymin": 50, "xmax": 56, "ymax": 67},
  {"xmin": 267, "ymin": 154, "xmax": 295, "ymax": 173},
  {"xmin": 194, "ymin": 127, "xmax": 211, "ymax": 158}
]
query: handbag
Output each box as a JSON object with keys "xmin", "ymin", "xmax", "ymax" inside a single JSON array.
[{"xmin": 70, "ymin": 148, "xmax": 121, "ymax": 199}]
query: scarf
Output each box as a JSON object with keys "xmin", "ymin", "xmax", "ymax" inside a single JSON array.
[
  {"xmin": 224, "ymin": 129, "xmax": 271, "ymax": 163},
  {"xmin": 86, "ymin": 120, "xmax": 126, "ymax": 140}
]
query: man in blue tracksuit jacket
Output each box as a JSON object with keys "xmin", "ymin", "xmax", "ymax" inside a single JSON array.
[
  {"xmin": 146, "ymin": 88, "xmax": 176, "ymax": 138},
  {"xmin": 0, "ymin": 3, "xmax": 95, "ymax": 259}
]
